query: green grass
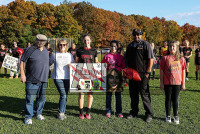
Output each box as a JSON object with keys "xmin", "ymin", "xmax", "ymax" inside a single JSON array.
[{"xmin": 0, "ymin": 54, "xmax": 200, "ymax": 133}]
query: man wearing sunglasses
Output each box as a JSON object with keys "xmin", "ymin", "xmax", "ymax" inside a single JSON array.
[
  {"xmin": 20, "ymin": 34, "xmax": 49, "ymax": 125},
  {"xmin": 125, "ymin": 29, "xmax": 154, "ymax": 122}
]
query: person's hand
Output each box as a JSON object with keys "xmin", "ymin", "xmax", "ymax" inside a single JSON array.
[
  {"xmin": 160, "ymin": 84, "xmax": 164, "ymax": 90},
  {"xmin": 145, "ymin": 73, "xmax": 149, "ymax": 78},
  {"xmin": 181, "ymin": 84, "xmax": 185, "ymax": 91},
  {"xmin": 20, "ymin": 75, "xmax": 26, "ymax": 83}
]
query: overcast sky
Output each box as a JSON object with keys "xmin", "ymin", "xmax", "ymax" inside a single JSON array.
[{"xmin": 1, "ymin": 0, "xmax": 200, "ymax": 27}]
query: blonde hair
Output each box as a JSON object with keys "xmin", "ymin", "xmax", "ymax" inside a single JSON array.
[
  {"xmin": 167, "ymin": 41, "xmax": 181, "ymax": 61},
  {"xmin": 57, "ymin": 40, "xmax": 69, "ymax": 53}
]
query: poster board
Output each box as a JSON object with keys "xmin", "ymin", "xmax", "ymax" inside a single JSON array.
[
  {"xmin": 2, "ymin": 55, "xmax": 19, "ymax": 72},
  {"xmin": 70, "ymin": 63, "xmax": 106, "ymax": 92}
]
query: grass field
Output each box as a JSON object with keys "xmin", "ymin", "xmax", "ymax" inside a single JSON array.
[{"xmin": 0, "ymin": 54, "xmax": 200, "ymax": 134}]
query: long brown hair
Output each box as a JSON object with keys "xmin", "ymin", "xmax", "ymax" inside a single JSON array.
[
  {"xmin": 107, "ymin": 68, "xmax": 123, "ymax": 92},
  {"xmin": 167, "ymin": 41, "xmax": 181, "ymax": 61}
]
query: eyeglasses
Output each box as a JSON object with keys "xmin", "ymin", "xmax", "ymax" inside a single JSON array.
[{"xmin": 59, "ymin": 44, "xmax": 66, "ymax": 47}]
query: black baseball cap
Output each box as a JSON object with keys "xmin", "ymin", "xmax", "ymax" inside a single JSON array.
[{"xmin": 132, "ymin": 29, "xmax": 143, "ymax": 35}]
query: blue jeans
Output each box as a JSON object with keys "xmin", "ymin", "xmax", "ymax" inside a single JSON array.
[
  {"xmin": 25, "ymin": 82, "xmax": 47, "ymax": 119},
  {"xmin": 106, "ymin": 92, "xmax": 122, "ymax": 114},
  {"xmin": 54, "ymin": 79, "xmax": 69, "ymax": 114}
]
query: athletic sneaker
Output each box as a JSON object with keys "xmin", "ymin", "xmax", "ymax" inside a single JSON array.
[
  {"xmin": 24, "ymin": 118, "xmax": 32, "ymax": 125},
  {"xmin": 174, "ymin": 116, "xmax": 179, "ymax": 124},
  {"xmin": 15, "ymin": 76, "xmax": 18, "ymax": 79},
  {"xmin": 106, "ymin": 113, "xmax": 111, "ymax": 118},
  {"xmin": 36, "ymin": 114, "xmax": 45, "ymax": 120},
  {"xmin": 185, "ymin": 78, "xmax": 189, "ymax": 81},
  {"xmin": 145, "ymin": 115, "xmax": 152, "ymax": 123},
  {"xmin": 86, "ymin": 114, "xmax": 91, "ymax": 119},
  {"xmin": 166, "ymin": 116, "xmax": 171, "ymax": 123},
  {"xmin": 9, "ymin": 76, "xmax": 13, "ymax": 79},
  {"xmin": 117, "ymin": 113, "xmax": 123, "ymax": 118},
  {"xmin": 79, "ymin": 114, "xmax": 84, "ymax": 119},
  {"xmin": 57, "ymin": 113, "xmax": 66, "ymax": 120}
]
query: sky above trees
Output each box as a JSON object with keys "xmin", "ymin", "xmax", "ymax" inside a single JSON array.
[{"xmin": 1, "ymin": 0, "xmax": 200, "ymax": 27}]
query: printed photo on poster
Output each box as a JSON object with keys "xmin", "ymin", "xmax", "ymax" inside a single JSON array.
[{"xmin": 107, "ymin": 68, "xmax": 123, "ymax": 92}]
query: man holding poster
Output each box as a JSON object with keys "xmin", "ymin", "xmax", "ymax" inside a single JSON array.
[{"xmin": 20, "ymin": 34, "xmax": 49, "ymax": 125}]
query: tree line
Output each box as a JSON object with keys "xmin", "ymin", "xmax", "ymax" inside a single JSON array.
[{"xmin": 0, "ymin": 0, "xmax": 200, "ymax": 48}]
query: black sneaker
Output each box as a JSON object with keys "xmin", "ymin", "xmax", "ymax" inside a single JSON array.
[
  {"xmin": 126, "ymin": 114, "xmax": 137, "ymax": 119},
  {"xmin": 146, "ymin": 115, "xmax": 152, "ymax": 122}
]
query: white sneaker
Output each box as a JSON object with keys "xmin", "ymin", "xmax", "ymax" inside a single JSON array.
[
  {"xmin": 185, "ymin": 78, "xmax": 189, "ymax": 81},
  {"xmin": 36, "ymin": 114, "xmax": 45, "ymax": 120},
  {"xmin": 24, "ymin": 118, "xmax": 32, "ymax": 125},
  {"xmin": 166, "ymin": 116, "xmax": 171, "ymax": 123},
  {"xmin": 174, "ymin": 116, "xmax": 179, "ymax": 124}
]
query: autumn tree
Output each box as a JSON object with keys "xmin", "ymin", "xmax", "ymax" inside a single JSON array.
[
  {"xmin": 54, "ymin": 4, "xmax": 82, "ymax": 43},
  {"xmin": 181, "ymin": 23, "xmax": 199, "ymax": 45}
]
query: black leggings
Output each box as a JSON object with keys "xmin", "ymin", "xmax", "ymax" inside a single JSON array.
[{"xmin": 164, "ymin": 85, "xmax": 181, "ymax": 116}]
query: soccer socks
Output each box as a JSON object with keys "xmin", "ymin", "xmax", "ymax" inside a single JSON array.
[
  {"xmin": 86, "ymin": 108, "xmax": 91, "ymax": 115},
  {"xmin": 186, "ymin": 72, "xmax": 189, "ymax": 78},
  {"xmin": 148, "ymin": 73, "xmax": 151, "ymax": 79},
  {"xmin": 79, "ymin": 108, "xmax": 84, "ymax": 115},
  {"xmin": 196, "ymin": 71, "xmax": 198, "ymax": 80},
  {"xmin": 79, "ymin": 108, "xmax": 91, "ymax": 115},
  {"xmin": 152, "ymin": 71, "xmax": 155, "ymax": 79}
]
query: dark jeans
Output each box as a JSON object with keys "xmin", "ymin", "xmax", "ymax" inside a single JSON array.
[
  {"xmin": 164, "ymin": 85, "xmax": 181, "ymax": 116},
  {"xmin": 129, "ymin": 74, "xmax": 153, "ymax": 117},
  {"xmin": 54, "ymin": 79, "xmax": 69, "ymax": 114},
  {"xmin": 25, "ymin": 82, "xmax": 47, "ymax": 119},
  {"xmin": 106, "ymin": 92, "xmax": 122, "ymax": 114}
]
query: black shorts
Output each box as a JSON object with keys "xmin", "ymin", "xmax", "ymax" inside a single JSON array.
[
  {"xmin": 185, "ymin": 58, "xmax": 190, "ymax": 63},
  {"xmin": 0, "ymin": 57, "xmax": 4, "ymax": 62}
]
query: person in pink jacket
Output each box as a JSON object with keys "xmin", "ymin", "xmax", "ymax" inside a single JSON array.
[{"xmin": 102, "ymin": 40, "xmax": 125, "ymax": 118}]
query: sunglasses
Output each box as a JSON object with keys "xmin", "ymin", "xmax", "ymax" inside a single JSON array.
[{"xmin": 59, "ymin": 44, "xmax": 66, "ymax": 47}]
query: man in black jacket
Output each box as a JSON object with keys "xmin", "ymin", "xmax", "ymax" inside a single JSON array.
[{"xmin": 125, "ymin": 29, "xmax": 154, "ymax": 122}]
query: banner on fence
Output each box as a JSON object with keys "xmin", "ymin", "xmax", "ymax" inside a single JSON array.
[
  {"xmin": 2, "ymin": 55, "xmax": 18, "ymax": 72},
  {"xmin": 70, "ymin": 63, "xmax": 107, "ymax": 92}
]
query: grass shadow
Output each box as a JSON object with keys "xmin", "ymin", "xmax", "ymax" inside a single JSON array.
[
  {"xmin": 0, "ymin": 96, "xmax": 24, "ymax": 121},
  {"xmin": 185, "ymin": 89, "xmax": 200, "ymax": 92},
  {"xmin": 0, "ymin": 95, "xmax": 106, "ymax": 120}
]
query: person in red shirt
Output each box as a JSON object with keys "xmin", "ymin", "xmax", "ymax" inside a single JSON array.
[
  {"xmin": 0, "ymin": 44, "xmax": 8, "ymax": 77},
  {"xmin": 160, "ymin": 41, "xmax": 186, "ymax": 124}
]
